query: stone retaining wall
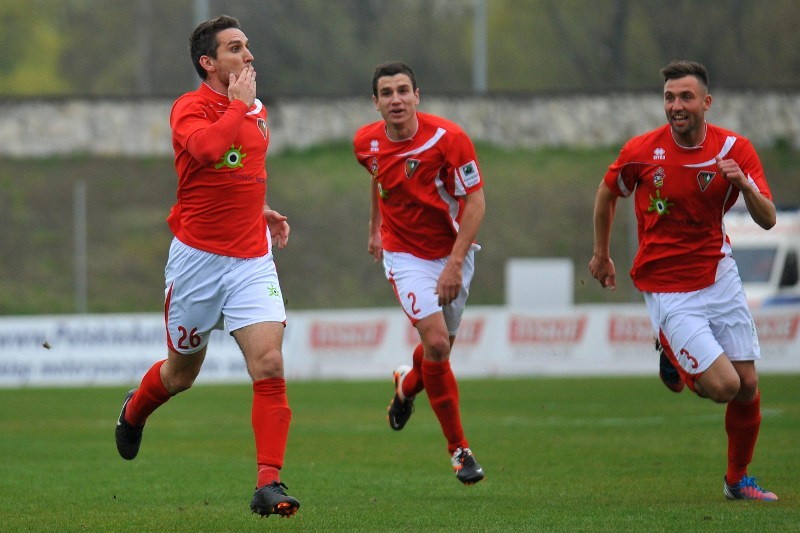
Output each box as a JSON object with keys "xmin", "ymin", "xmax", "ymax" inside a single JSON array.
[{"xmin": 2, "ymin": 92, "xmax": 799, "ymax": 157}]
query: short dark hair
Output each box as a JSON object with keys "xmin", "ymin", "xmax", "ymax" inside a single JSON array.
[
  {"xmin": 660, "ymin": 60, "xmax": 709, "ymax": 91},
  {"xmin": 190, "ymin": 15, "xmax": 241, "ymax": 80},
  {"xmin": 372, "ymin": 61, "xmax": 417, "ymax": 97}
]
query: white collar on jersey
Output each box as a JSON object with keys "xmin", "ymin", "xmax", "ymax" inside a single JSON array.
[
  {"xmin": 670, "ymin": 121, "xmax": 707, "ymax": 150},
  {"xmin": 384, "ymin": 114, "xmax": 419, "ymax": 142},
  {"xmin": 201, "ymin": 82, "xmax": 262, "ymax": 114}
]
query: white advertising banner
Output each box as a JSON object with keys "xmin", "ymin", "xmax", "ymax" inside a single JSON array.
[{"xmin": 0, "ymin": 305, "xmax": 798, "ymax": 388}]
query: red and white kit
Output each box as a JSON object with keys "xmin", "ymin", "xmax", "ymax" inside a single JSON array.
[
  {"xmin": 165, "ymin": 83, "xmax": 283, "ymax": 353},
  {"xmin": 169, "ymin": 82, "xmax": 271, "ymax": 258},
  {"xmin": 354, "ymin": 112, "xmax": 483, "ymax": 330},
  {"xmin": 604, "ymin": 123, "xmax": 772, "ymax": 374},
  {"xmin": 354, "ymin": 111, "xmax": 484, "ymax": 260},
  {"xmin": 603, "ymin": 122, "xmax": 772, "ymax": 293}
]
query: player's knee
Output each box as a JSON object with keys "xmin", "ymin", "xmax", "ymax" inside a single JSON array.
[
  {"xmin": 423, "ymin": 335, "xmax": 451, "ymax": 362},
  {"xmin": 736, "ymin": 373, "xmax": 759, "ymax": 401},
  {"xmin": 706, "ymin": 376, "xmax": 741, "ymax": 403},
  {"xmin": 248, "ymin": 347, "xmax": 284, "ymax": 380},
  {"xmin": 162, "ymin": 370, "xmax": 198, "ymax": 394}
]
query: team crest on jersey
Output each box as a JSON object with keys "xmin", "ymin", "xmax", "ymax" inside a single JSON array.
[
  {"xmin": 257, "ymin": 118, "xmax": 268, "ymax": 140},
  {"xmin": 369, "ymin": 157, "xmax": 379, "ymax": 177},
  {"xmin": 697, "ymin": 171, "xmax": 716, "ymax": 191},
  {"xmin": 405, "ymin": 159, "xmax": 420, "ymax": 178},
  {"xmin": 652, "ymin": 166, "xmax": 665, "ymax": 189},
  {"xmin": 647, "ymin": 189, "xmax": 673, "ymax": 216}
]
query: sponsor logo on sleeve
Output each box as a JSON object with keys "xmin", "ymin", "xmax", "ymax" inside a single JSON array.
[{"xmin": 458, "ymin": 160, "xmax": 481, "ymax": 187}]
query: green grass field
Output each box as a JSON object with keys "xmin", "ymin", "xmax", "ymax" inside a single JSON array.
[{"xmin": 1, "ymin": 374, "xmax": 798, "ymax": 531}]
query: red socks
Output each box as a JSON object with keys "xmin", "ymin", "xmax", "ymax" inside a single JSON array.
[
  {"xmin": 725, "ymin": 390, "xmax": 762, "ymax": 484},
  {"xmin": 400, "ymin": 343, "xmax": 426, "ymax": 399},
  {"xmin": 253, "ymin": 377, "xmax": 292, "ymax": 488},
  {"xmin": 124, "ymin": 360, "xmax": 171, "ymax": 427},
  {"xmin": 422, "ymin": 359, "xmax": 467, "ymax": 454},
  {"xmin": 126, "ymin": 364, "xmax": 291, "ymax": 489}
]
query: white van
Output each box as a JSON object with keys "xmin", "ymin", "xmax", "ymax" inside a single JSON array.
[{"xmin": 725, "ymin": 207, "xmax": 800, "ymax": 308}]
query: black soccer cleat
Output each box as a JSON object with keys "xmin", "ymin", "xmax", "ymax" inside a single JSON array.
[
  {"xmin": 451, "ymin": 447, "xmax": 485, "ymax": 485},
  {"xmin": 656, "ymin": 339, "xmax": 684, "ymax": 393},
  {"xmin": 115, "ymin": 389, "xmax": 144, "ymax": 460},
  {"xmin": 250, "ymin": 481, "xmax": 300, "ymax": 518},
  {"xmin": 387, "ymin": 365, "xmax": 415, "ymax": 431}
]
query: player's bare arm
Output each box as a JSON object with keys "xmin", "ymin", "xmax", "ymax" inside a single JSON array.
[
  {"xmin": 741, "ymin": 188, "xmax": 776, "ymax": 230},
  {"xmin": 367, "ymin": 179, "xmax": 383, "ymax": 262},
  {"xmin": 437, "ymin": 189, "xmax": 485, "ymax": 306},
  {"xmin": 590, "ymin": 182, "xmax": 618, "ymax": 290},
  {"xmin": 715, "ymin": 157, "xmax": 776, "ymax": 230},
  {"xmin": 263, "ymin": 204, "xmax": 290, "ymax": 249}
]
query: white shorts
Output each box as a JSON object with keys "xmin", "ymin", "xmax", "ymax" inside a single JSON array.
[
  {"xmin": 382, "ymin": 248, "xmax": 476, "ymax": 336},
  {"xmin": 643, "ymin": 265, "xmax": 760, "ymax": 376},
  {"xmin": 164, "ymin": 238, "xmax": 286, "ymax": 354}
]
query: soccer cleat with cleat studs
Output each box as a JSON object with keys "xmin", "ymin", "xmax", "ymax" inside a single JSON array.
[
  {"xmin": 250, "ymin": 481, "xmax": 300, "ymax": 517},
  {"xmin": 115, "ymin": 389, "xmax": 144, "ymax": 460},
  {"xmin": 723, "ymin": 475, "xmax": 778, "ymax": 501},
  {"xmin": 451, "ymin": 447, "xmax": 485, "ymax": 485},
  {"xmin": 656, "ymin": 339, "xmax": 685, "ymax": 393},
  {"xmin": 387, "ymin": 365, "xmax": 415, "ymax": 431}
]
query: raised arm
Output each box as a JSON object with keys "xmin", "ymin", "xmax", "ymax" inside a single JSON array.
[{"xmin": 716, "ymin": 156, "xmax": 776, "ymax": 230}]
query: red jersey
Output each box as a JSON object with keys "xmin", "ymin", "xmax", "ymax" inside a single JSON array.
[
  {"xmin": 167, "ymin": 82, "xmax": 270, "ymax": 258},
  {"xmin": 604, "ymin": 123, "xmax": 772, "ymax": 292},
  {"xmin": 353, "ymin": 112, "xmax": 484, "ymax": 260}
]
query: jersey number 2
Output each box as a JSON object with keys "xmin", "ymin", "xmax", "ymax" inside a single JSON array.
[{"xmin": 407, "ymin": 292, "xmax": 421, "ymax": 315}]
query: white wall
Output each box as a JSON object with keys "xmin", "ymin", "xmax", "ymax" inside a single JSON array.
[
  {"xmin": 505, "ymin": 258, "xmax": 574, "ymax": 310},
  {"xmin": 2, "ymin": 91, "xmax": 800, "ymax": 158},
  {"xmin": 1, "ymin": 304, "xmax": 798, "ymax": 387}
]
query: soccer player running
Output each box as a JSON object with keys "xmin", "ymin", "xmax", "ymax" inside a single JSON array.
[
  {"xmin": 114, "ymin": 15, "xmax": 299, "ymax": 517},
  {"xmin": 353, "ymin": 61, "xmax": 486, "ymax": 485},
  {"xmin": 590, "ymin": 60, "xmax": 778, "ymax": 501}
]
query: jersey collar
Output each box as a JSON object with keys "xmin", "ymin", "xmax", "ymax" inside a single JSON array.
[{"xmin": 670, "ymin": 121, "xmax": 707, "ymax": 150}]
